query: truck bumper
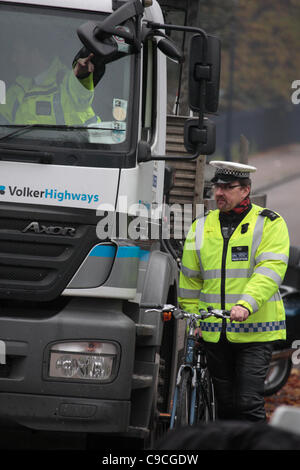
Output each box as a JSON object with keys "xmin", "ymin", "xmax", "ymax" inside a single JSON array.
[
  {"xmin": 0, "ymin": 297, "xmax": 136, "ymax": 433},
  {"xmin": 0, "ymin": 393, "xmax": 130, "ymax": 433}
]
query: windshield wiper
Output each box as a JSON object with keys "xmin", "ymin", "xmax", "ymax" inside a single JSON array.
[
  {"xmin": 0, "ymin": 124, "xmax": 125, "ymax": 142},
  {"xmin": 0, "ymin": 146, "xmax": 53, "ymax": 164},
  {"xmin": 0, "ymin": 125, "xmax": 54, "ymax": 163},
  {"xmin": 0, "ymin": 124, "xmax": 88, "ymax": 142},
  {"xmin": 0, "ymin": 125, "xmax": 42, "ymax": 142}
]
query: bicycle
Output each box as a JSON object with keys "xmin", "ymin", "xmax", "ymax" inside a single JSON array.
[{"xmin": 144, "ymin": 304, "xmax": 231, "ymax": 429}]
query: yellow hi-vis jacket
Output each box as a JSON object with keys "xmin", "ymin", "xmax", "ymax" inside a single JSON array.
[
  {"xmin": 178, "ymin": 204, "xmax": 290, "ymax": 343},
  {"xmin": 0, "ymin": 58, "xmax": 100, "ymax": 126}
]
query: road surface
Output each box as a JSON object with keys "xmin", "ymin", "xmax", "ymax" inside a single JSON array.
[
  {"xmin": 264, "ymin": 176, "xmax": 300, "ymax": 246},
  {"xmin": 250, "ymin": 144, "xmax": 300, "ymax": 246}
]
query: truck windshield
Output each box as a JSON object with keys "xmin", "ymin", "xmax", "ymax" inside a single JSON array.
[{"xmin": 0, "ymin": 4, "xmax": 133, "ymax": 153}]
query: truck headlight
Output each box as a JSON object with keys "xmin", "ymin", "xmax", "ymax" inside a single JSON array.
[{"xmin": 48, "ymin": 341, "xmax": 118, "ymax": 382}]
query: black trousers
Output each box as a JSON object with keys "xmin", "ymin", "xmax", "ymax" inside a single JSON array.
[{"xmin": 204, "ymin": 331, "xmax": 273, "ymax": 422}]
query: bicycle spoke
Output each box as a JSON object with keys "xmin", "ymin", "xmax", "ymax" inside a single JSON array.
[{"xmin": 194, "ymin": 369, "xmax": 216, "ymax": 423}]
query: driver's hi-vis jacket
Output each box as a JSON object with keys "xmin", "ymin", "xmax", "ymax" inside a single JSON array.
[
  {"xmin": 0, "ymin": 58, "xmax": 99, "ymax": 126},
  {"xmin": 178, "ymin": 204, "xmax": 290, "ymax": 343}
]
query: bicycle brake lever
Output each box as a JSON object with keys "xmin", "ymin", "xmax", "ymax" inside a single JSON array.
[{"xmin": 173, "ymin": 310, "xmax": 184, "ymax": 320}]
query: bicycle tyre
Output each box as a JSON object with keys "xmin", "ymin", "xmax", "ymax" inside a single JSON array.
[
  {"xmin": 194, "ymin": 368, "xmax": 216, "ymax": 423},
  {"xmin": 173, "ymin": 368, "xmax": 193, "ymax": 428}
]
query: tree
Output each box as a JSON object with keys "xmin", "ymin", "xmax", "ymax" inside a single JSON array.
[
  {"xmin": 160, "ymin": 0, "xmax": 300, "ymax": 112},
  {"xmin": 221, "ymin": 0, "xmax": 300, "ymax": 109}
]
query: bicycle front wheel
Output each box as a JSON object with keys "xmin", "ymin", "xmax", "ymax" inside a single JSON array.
[
  {"xmin": 173, "ymin": 368, "xmax": 193, "ymax": 428},
  {"xmin": 195, "ymin": 368, "xmax": 216, "ymax": 423}
]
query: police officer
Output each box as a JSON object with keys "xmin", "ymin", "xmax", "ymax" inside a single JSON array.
[{"xmin": 178, "ymin": 161, "xmax": 290, "ymax": 422}]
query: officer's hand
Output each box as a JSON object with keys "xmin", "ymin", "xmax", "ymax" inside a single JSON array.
[
  {"xmin": 73, "ymin": 53, "xmax": 95, "ymax": 78},
  {"xmin": 195, "ymin": 327, "xmax": 202, "ymax": 339},
  {"xmin": 230, "ymin": 305, "xmax": 249, "ymax": 322}
]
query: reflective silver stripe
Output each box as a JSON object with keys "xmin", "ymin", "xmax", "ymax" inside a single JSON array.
[
  {"xmin": 200, "ymin": 291, "xmax": 282, "ymax": 307},
  {"xmin": 227, "ymin": 268, "xmax": 251, "ymax": 278},
  {"xmin": 228, "ymin": 268, "xmax": 250, "ymax": 278},
  {"xmin": 254, "ymin": 266, "xmax": 282, "ymax": 286},
  {"xmin": 202, "ymin": 268, "xmax": 251, "ymax": 280},
  {"xmin": 53, "ymin": 92, "xmax": 65, "ymax": 125},
  {"xmin": 199, "ymin": 292, "xmax": 243, "ymax": 304},
  {"xmin": 202, "ymin": 269, "xmax": 221, "ymax": 280},
  {"xmin": 199, "ymin": 292, "xmax": 220, "ymax": 303},
  {"xmin": 269, "ymin": 291, "xmax": 282, "ymax": 302},
  {"xmin": 240, "ymin": 291, "xmax": 281, "ymax": 305},
  {"xmin": 250, "ymin": 214, "xmax": 265, "ymax": 270},
  {"xmin": 178, "ymin": 288, "xmax": 201, "ymax": 299},
  {"xmin": 238, "ymin": 293, "xmax": 259, "ymax": 312},
  {"xmin": 12, "ymin": 98, "xmax": 20, "ymax": 121},
  {"xmin": 195, "ymin": 216, "xmax": 207, "ymax": 277},
  {"xmin": 255, "ymin": 252, "xmax": 289, "ymax": 265},
  {"xmin": 181, "ymin": 265, "xmax": 201, "ymax": 279},
  {"xmin": 226, "ymin": 320, "xmax": 286, "ymax": 333},
  {"xmin": 85, "ymin": 115, "xmax": 98, "ymax": 125}
]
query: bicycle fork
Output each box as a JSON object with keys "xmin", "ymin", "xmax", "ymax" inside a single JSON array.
[
  {"xmin": 170, "ymin": 335, "xmax": 198, "ymax": 428},
  {"xmin": 189, "ymin": 366, "xmax": 198, "ymax": 425},
  {"xmin": 170, "ymin": 364, "xmax": 197, "ymax": 428}
]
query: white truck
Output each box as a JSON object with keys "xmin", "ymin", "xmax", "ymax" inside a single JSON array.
[{"xmin": 0, "ymin": 0, "xmax": 220, "ymax": 447}]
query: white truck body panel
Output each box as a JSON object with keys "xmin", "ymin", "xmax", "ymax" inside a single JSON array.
[
  {"xmin": 2, "ymin": 0, "xmax": 113, "ymax": 12},
  {"xmin": 0, "ymin": 0, "xmax": 166, "ymax": 212},
  {"xmin": 0, "ymin": 160, "xmax": 119, "ymax": 209}
]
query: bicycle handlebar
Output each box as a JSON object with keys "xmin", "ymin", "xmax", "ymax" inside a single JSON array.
[
  {"xmin": 174, "ymin": 309, "xmax": 231, "ymax": 321},
  {"xmin": 141, "ymin": 303, "xmax": 231, "ymax": 321},
  {"xmin": 140, "ymin": 303, "xmax": 176, "ymax": 311}
]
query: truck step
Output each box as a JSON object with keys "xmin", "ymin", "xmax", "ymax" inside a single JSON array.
[
  {"xmin": 135, "ymin": 323, "xmax": 155, "ymax": 337},
  {"xmin": 126, "ymin": 426, "xmax": 149, "ymax": 438},
  {"xmin": 132, "ymin": 374, "xmax": 153, "ymax": 389}
]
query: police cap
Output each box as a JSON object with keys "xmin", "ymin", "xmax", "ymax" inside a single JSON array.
[{"xmin": 210, "ymin": 161, "xmax": 257, "ymax": 183}]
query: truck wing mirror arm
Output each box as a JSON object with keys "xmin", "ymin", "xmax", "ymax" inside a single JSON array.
[
  {"xmin": 141, "ymin": 23, "xmax": 220, "ymax": 163},
  {"xmin": 138, "ymin": 118, "xmax": 215, "ymax": 163},
  {"xmin": 77, "ymin": 0, "xmax": 144, "ymax": 58},
  {"xmin": 137, "ymin": 144, "xmax": 200, "ymax": 163},
  {"xmin": 94, "ymin": 0, "xmax": 143, "ymax": 49}
]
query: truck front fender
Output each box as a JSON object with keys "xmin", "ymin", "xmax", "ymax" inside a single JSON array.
[{"xmin": 140, "ymin": 250, "xmax": 178, "ymax": 306}]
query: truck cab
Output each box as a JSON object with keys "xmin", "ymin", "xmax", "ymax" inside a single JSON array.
[{"xmin": 0, "ymin": 0, "xmax": 220, "ymax": 447}]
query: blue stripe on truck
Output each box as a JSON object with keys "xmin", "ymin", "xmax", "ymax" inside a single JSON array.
[{"xmin": 89, "ymin": 245, "xmax": 150, "ymax": 261}]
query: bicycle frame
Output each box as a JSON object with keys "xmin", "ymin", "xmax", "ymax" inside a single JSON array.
[
  {"xmin": 142, "ymin": 304, "xmax": 229, "ymax": 429},
  {"xmin": 170, "ymin": 317, "xmax": 203, "ymax": 428}
]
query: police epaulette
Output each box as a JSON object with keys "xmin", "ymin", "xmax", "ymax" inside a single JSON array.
[
  {"xmin": 259, "ymin": 209, "xmax": 280, "ymax": 221},
  {"xmin": 192, "ymin": 209, "xmax": 210, "ymax": 222}
]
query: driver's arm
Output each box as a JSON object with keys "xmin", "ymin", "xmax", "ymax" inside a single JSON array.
[{"xmin": 64, "ymin": 57, "xmax": 95, "ymax": 110}]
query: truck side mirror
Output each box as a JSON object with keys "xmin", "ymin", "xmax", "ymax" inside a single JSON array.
[
  {"xmin": 77, "ymin": 0, "xmax": 144, "ymax": 60},
  {"xmin": 189, "ymin": 34, "xmax": 221, "ymax": 114},
  {"xmin": 77, "ymin": 21, "xmax": 132, "ymax": 63},
  {"xmin": 184, "ymin": 118, "xmax": 216, "ymax": 155}
]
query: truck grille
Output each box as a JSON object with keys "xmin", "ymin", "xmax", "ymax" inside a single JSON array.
[{"xmin": 0, "ymin": 202, "xmax": 99, "ymax": 301}]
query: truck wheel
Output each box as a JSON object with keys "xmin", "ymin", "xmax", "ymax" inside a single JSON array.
[
  {"xmin": 144, "ymin": 356, "xmax": 165, "ymax": 449},
  {"xmin": 264, "ymin": 358, "xmax": 292, "ymax": 396}
]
